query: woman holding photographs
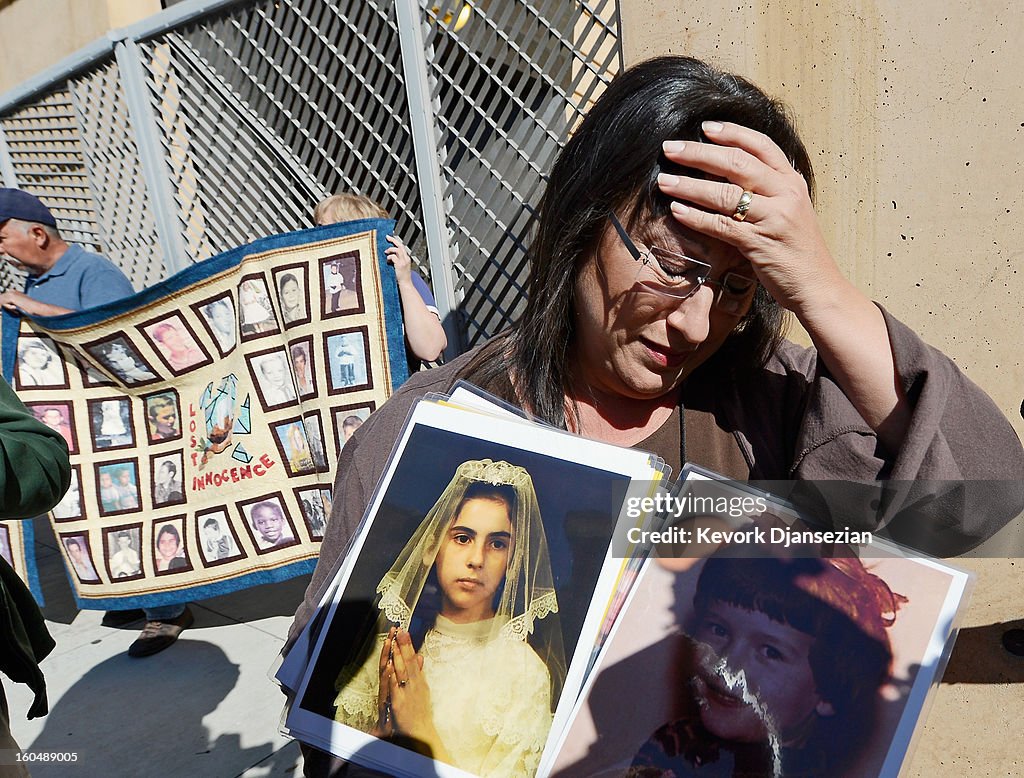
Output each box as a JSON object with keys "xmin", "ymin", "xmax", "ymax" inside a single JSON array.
[
  {"xmin": 293, "ymin": 55, "xmax": 1024, "ymax": 774},
  {"xmin": 333, "ymin": 459, "xmax": 565, "ymax": 777}
]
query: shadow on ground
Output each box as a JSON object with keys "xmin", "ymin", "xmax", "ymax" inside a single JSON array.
[
  {"xmin": 942, "ymin": 620, "xmax": 1024, "ymax": 684},
  {"xmin": 25, "ymin": 639, "xmax": 296, "ymax": 776}
]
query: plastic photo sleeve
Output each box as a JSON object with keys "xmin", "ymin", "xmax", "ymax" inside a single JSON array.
[
  {"xmin": 282, "ymin": 400, "xmax": 664, "ymax": 777},
  {"xmin": 548, "ymin": 525, "xmax": 972, "ymax": 777}
]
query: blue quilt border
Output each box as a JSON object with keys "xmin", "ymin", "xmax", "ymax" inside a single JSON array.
[{"xmin": 2, "ymin": 220, "xmax": 408, "ymax": 607}]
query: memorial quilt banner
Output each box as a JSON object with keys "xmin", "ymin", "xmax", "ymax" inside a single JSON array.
[{"xmin": 1, "ymin": 220, "xmax": 408, "ymax": 608}]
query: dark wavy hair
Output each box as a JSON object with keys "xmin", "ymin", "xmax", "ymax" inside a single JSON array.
[{"xmin": 462, "ymin": 56, "xmax": 813, "ymax": 427}]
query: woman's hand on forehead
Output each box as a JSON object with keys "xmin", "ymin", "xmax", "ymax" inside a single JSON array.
[
  {"xmin": 655, "ymin": 121, "xmax": 843, "ymax": 317},
  {"xmin": 657, "ymin": 121, "xmax": 911, "ymax": 448}
]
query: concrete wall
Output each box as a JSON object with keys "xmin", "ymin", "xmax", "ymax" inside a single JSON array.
[
  {"xmin": 618, "ymin": 6, "xmax": 1023, "ymax": 773},
  {"xmin": 619, "ymin": 1, "xmax": 1023, "ymax": 440},
  {"xmin": 0, "ymin": 0, "xmax": 160, "ymax": 94}
]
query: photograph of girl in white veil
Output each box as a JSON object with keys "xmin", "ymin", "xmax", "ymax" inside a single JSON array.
[
  {"xmin": 284, "ymin": 405, "xmax": 660, "ymax": 778},
  {"xmin": 333, "ymin": 458, "xmax": 566, "ymax": 777}
]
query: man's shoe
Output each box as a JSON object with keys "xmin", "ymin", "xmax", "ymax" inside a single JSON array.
[
  {"xmin": 101, "ymin": 609, "xmax": 145, "ymax": 628},
  {"xmin": 127, "ymin": 607, "xmax": 194, "ymax": 658}
]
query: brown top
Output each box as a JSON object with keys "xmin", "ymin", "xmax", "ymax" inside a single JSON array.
[
  {"xmin": 289, "ymin": 308, "xmax": 1024, "ymax": 776},
  {"xmin": 634, "ymin": 405, "xmax": 750, "ymax": 481},
  {"xmin": 290, "ymin": 307, "xmax": 1024, "ymax": 655}
]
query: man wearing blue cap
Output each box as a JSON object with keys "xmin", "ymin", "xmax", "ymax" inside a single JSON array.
[
  {"xmin": 0, "ymin": 188, "xmax": 134, "ymax": 315},
  {"xmin": 0, "ymin": 189, "xmax": 193, "ymax": 656}
]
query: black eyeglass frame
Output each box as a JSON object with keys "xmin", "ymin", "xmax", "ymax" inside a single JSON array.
[{"xmin": 608, "ymin": 212, "xmax": 756, "ymax": 310}]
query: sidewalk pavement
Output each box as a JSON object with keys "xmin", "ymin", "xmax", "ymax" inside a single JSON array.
[
  {"xmin": 8, "ymin": 514, "xmax": 1024, "ymax": 777},
  {"xmin": 7, "ymin": 514, "xmax": 305, "ymax": 777},
  {"xmin": 901, "ymin": 516, "xmax": 1024, "ymax": 777}
]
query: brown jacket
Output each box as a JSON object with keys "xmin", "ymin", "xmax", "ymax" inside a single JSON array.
[{"xmin": 290, "ymin": 308, "xmax": 1024, "ymax": 648}]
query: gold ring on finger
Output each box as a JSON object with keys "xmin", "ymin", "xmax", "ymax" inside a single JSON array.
[{"xmin": 732, "ymin": 190, "xmax": 753, "ymax": 222}]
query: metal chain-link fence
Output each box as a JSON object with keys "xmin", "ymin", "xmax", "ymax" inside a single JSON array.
[{"xmin": 0, "ymin": 0, "xmax": 621, "ymax": 353}]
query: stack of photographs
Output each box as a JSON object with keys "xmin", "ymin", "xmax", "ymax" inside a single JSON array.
[
  {"xmin": 277, "ymin": 386, "xmax": 973, "ymax": 778},
  {"xmin": 278, "ymin": 384, "xmax": 668, "ymax": 777},
  {"xmin": 550, "ymin": 469, "xmax": 974, "ymax": 778}
]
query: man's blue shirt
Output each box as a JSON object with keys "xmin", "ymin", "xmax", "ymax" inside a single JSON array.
[{"xmin": 23, "ymin": 244, "xmax": 135, "ymax": 310}]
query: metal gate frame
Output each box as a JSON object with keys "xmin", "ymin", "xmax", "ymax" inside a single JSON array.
[{"xmin": 0, "ymin": 0, "xmax": 622, "ymax": 357}]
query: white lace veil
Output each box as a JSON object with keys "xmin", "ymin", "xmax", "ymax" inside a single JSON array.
[{"xmin": 335, "ymin": 458, "xmax": 567, "ymax": 729}]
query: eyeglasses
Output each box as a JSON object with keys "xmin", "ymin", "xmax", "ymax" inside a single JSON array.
[{"xmin": 609, "ymin": 213, "xmax": 757, "ymax": 315}]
